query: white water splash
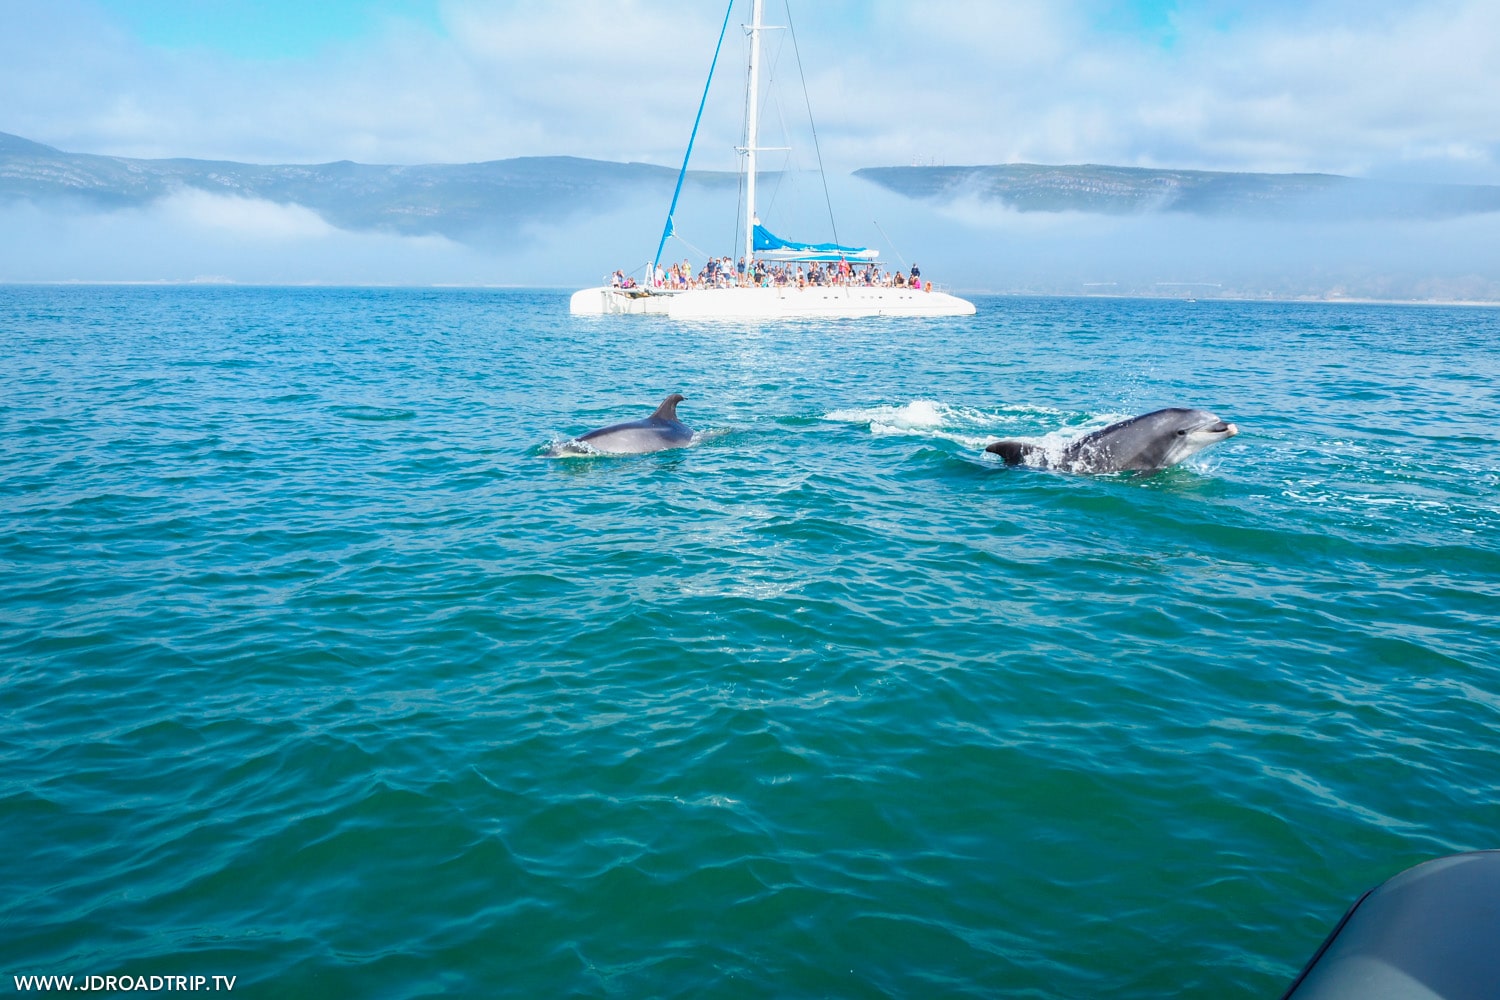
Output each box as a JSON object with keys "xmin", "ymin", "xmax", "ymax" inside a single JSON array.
[
  {"xmin": 993, "ymin": 412, "xmax": 1139, "ymax": 468},
  {"xmin": 823, "ymin": 399, "xmax": 1069, "ymax": 449},
  {"xmin": 824, "ymin": 399, "xmax": 946, "ymax": 430}
]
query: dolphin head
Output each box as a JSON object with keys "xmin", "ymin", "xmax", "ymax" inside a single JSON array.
[
  {"xmin": 1167, "ymin": 409, "xmax": 1238, "ymax": 463},
  {"xmin": 1127, "ymin": 407, "xmax": 1238, "ymax": 471}
]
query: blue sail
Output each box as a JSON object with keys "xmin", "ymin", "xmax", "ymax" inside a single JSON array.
[
  {"xmin": 752, "ymin": 223, "xmax": 879, "ymax": 262},
  {"xmin": 653, "ymin": 1, "xmax": 735, "ymax": 274}
]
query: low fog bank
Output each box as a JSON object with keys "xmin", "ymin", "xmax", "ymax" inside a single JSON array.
[
  {"xmin": 2, "ymin": 172, "xmax": 1498, "ymax": 302},
  {"xmin": 914, "ymin": 195, "xmax": 1500, "ymax": 302},
  {"xmin": 828, "ymin": 176, "xmax": 1500, "ymax": 302},
  {"xmin": 0, "ymin": 186, "xmax": 675, "ymax": 288},
  {"xmin": 855, "ymin": 165, "xmax": 1500, "ymax": 223}
]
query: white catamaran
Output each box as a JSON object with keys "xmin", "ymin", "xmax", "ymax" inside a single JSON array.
[{"xmin": 569, "ymin": 0, "xmax": 975, "ymax": 320}]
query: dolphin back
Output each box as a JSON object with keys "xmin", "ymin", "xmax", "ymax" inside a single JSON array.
[
  {"xmin": 554, "ymin": 393, "xmax": 694, "ymax": 456},
  {"xmin": 987, "ymin": 407, "xmax": 1237, "ymax": 475}
]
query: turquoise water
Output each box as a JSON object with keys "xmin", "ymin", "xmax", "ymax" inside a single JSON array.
[{"xmin": 2, "ymin": 285, "xmax": 1498, "ymax": 998}]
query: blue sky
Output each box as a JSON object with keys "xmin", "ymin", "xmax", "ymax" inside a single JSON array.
[
  {"xmin": 3, "ymin": 0, "xmax": 1498, "ymax": 183},
  {"xmin": 93, "ymin": 0, "xmax": 1181, "ymax": 58},
  {"xmin": 91, "ymin": 0, "xmax": 446, "ymax": 59}
]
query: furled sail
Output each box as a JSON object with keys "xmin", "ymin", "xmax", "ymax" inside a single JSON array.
[{"xmin": 752, "ymin": 223, "xmax": 880, "ymax": 263}]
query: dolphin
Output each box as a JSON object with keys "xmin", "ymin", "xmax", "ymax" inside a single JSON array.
[
  {"xmin": 548, "ymin": 393, "xmax": 694, "ymax": 456},
  {"xmin": 985, "ymin": 407, "xmax": 1238, "ymax": 474}
]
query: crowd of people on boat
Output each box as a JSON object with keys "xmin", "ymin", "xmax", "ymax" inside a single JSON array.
[{"xmin": 611, "ymin": 257, "xmax": 930, "ymax": 293}]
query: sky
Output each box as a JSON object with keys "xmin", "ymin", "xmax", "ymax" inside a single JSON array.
[
  {"xmin": 2, "ymin": 0, "xmax": 1498, "ymax": 293},
  {"xmin": 4, "ymin": 0, "xmax": 1498, "ymax": 182}
]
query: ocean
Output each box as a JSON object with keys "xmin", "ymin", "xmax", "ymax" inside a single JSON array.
[{"xmin": 2, "ymin": 285, "xmax": 1497, "ymax": 998}]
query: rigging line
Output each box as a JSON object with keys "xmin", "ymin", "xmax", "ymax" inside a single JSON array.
[
  {"xmin": 760, "ymin": 29, "xmax": 790, "ymax": 221},
  {"xmin": 763, "ymin": 92, "xmax": 794, "ymax": 220},
  {"xmin": 734, "ymin": 156, "xmax": 745, "ymax": 265},
  {"xmin": 671, "ymin": 231, "xmax": 713, "ymax": 261},
  {"xmin": 744, "ymin": 15, "xmax": 798, "ymax": 242},
  {"xmin": 767, "ymin": 29, "xmax": 807, "ymax": 223},
  {"xmin": 747, "ymin": 25, "xmax": 784, "ymax": 254},
  {"xmin": 761, "ymin": 152, "xmax": 790, "ymax": 220},
  {"xmin": 654, "ymin": 0, "xmax": 736, "ymax": 274},
  {"xmin": 785, "ymin": 0, "xmax": 838, "ymax": 246},
  {"xmin": 872, "ymin": 219, "xmax": 907, "ymax": 269},
  {"xmin": 756, "ymin": 31, "xmax": 804, "ymax": 224}
]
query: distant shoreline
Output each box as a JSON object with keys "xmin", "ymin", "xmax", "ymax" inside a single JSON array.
[{"xmin": 3, "ymin": 280, "xmax": 1497, "ymax": 308}]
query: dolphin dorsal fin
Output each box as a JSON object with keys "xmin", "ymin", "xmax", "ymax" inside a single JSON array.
[
  {"xmin": 651, "ymin": 393, "xmax": 686, "ymax": 420},
  {"xmin": 986, "ymin": 440, "xmax": 1037, "ymax": 466}
]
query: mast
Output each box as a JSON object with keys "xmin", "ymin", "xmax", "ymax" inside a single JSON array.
[{"xmin": 743, "ymin": 0, "xmax": 764, "ymax": 270}]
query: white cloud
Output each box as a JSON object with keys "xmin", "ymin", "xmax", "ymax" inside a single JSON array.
[{"xmin": 1, "ymin": 0, "xmax": 1497, "ymax": 182}]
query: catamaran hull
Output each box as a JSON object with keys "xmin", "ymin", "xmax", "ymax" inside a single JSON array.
[
  {"xmin": 570, "ymin": 285, "xmax": 975, "ymax": 319},
  {"xmin": 569, "ymin": 287, "xmax": 675, "ymax": 315}
]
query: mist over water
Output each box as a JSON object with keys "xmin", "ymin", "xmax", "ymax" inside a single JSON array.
[{"xmin": 1, "ymin": 171, "xmax": 1497, "ymax": 300}]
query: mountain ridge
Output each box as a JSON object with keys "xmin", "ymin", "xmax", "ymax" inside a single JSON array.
[
  {"xmin": 5, "ymin": 132, "xmax": 1500, "ymax": 247},
  {"xmin": 854, "ymin": 162, "xmax": 1500, "ymax": 220},
  {"xmin": 0, "ymin": 131, "xmax": 736, "ymax": 242}
]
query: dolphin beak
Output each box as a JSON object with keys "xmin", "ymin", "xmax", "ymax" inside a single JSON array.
[{"xmin": 1221, "ymin": 422, "xmax": 1238, "ymax": 437}]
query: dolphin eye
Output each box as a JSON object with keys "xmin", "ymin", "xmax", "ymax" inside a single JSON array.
[{"xmin": 1176, "ymin": 429, "xmax": 1186, "ymax": 436}]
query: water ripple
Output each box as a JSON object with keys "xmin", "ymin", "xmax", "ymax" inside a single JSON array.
[{"xmin": 1, "ymin": 288, "xmax": 1497, "ymax": 997}]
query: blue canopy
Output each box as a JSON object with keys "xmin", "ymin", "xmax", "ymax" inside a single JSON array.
[{"xmin": 753, "ymin": 224, "xmax": 879, "ymax": 263}]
